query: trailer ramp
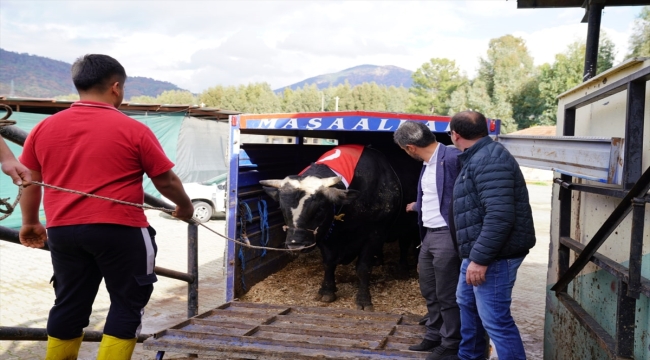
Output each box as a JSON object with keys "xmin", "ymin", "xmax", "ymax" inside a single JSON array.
[{"xmin": 144, "ymin": 301, "xmax": 428, "ymax": 359}]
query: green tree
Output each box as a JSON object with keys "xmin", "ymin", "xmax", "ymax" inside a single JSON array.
[
  {"xmin": 281, "ymin": 84, "xmax": 322, "ymax": 112},
  {"xmin": 385, "ymin": 86, "xmax": 410, "ymax": 112},
  {"xmin": 128, "ymin": 95, "xmax": 157, "ymax": 104},
  {"xmin": 511, "ymin": 77, "xmax": 546, "ymax": 129},
  {"xmin": 199, "ymin": 85, "xmax": 247, "ymax": 111},
  {"xmin": 477, "ymin": 35, "xmax": 535, "ymax": 132},
  {"xmin": 349, "ymin": 82, "xmax": 387, "ymax": 111},
  {"xmin": 55, "ymin": 93, "xmax": 80, "ymax": 101},
  {"xmin": 597, "ymin": 32, "xmax": 617, "ymax": 74},
  {"xmin": 156, "ymin": 90, "xmax": 197, "ymax": 105},
  {"xmin": 626, "ymin": 6, "xmax": 650, "ymax": 58},
  {"xmin": 280, "ymin": 87, "xmax": 298, "ymax": 112},
  {"xmin": 535, "ymin": 33, "xmax": 617, "ymax": 125},
  {"xmin": 407, "ymin": 58, "xmax": 466, "ymax": 115},
  {"xmin": 241, "ymin": 83, "xmax": 281, "ymax": 113},
  {"xmin": 323, "ymin": 82, "xmax": 353, "ymax": 111},
  {"xmin": 446, "ymin": 79, "xmax": 493, "ymax": 116}
]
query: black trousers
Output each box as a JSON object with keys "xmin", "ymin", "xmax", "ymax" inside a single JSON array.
[
  {"xmin": 46, "ymin": 224, "xmax": 158, "ymax": 340},
  {"xmin": 418, "ymin": 228, "xmax": 462, "ymax": 348}
]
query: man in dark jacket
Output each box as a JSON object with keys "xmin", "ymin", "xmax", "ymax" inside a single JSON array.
[
  {"xmin": 448, "ymin": 111, "xmax": 535, "ymax": 360},
  {"xmin": 394, "ymin": 121, "xmax": 461, "ymax": 360}
]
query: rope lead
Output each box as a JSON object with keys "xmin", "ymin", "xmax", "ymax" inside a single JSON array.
[{"xmin": 11, "ymin": 181, "xmax": 316, "ymax": 252}]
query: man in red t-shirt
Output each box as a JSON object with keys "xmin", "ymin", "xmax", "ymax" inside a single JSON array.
[{"xmin": 19, "ymin": 54, "xmax": 194, "ymax": 360}]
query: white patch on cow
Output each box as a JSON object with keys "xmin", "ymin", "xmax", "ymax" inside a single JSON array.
[{"xmin": 282, "ymin": 176, "xmax": 327, "ymax": 227}]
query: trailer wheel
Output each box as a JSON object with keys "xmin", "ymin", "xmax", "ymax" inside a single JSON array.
[{"xmin": 192, "ymin": 201, "xmax": 213, "ymax": 223}]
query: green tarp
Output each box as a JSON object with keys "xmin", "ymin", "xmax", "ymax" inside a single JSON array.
[{"xmin": 1, "ymin": 111, "xmax": 228, "ymax": 229}]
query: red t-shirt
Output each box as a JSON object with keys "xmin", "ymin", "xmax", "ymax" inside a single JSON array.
[{"xmin": 20, "ymin": 101, "xmax": 174, "ymax": 228}]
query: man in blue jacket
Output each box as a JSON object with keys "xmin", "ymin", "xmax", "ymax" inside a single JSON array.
[
  {"xmin": 394, "ymin": 121, "xmax": 462, "ymax": 360},
  {"xmin": 449, "ymin": 111, "xmax": 536, "ymax": 360}
]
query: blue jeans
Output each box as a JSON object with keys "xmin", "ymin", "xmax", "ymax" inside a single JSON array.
[{"xmin": 456, "ymin": 257, "xmax": 526, "ymax": 360}]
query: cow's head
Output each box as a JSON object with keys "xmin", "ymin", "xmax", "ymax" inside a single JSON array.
[{"xmin": 260, "ymin": 176, "xmax": 359, "ymax": 249}]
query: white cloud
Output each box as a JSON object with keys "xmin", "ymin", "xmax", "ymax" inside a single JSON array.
[
  {"xmin": 515, "ymin": 24, "xmax": 587, "ymax": 66},
  {"xmin": 0, "ymin": 0, "xmax": 639, "ymax": 93}
]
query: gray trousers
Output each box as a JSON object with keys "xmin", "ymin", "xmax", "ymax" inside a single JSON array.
[{"xmin": 418, "ymin": 229, "xmax": 462, "ymax": 348}]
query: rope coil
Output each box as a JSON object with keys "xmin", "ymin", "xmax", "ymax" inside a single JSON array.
[
  {"xmin": 257, "ymin": 199, "xmax": 269, "ymax": 257},
  {"xmin": 0, "ymin": 104, "xmax": 16, "ymax": 127},
  {"xmin": 0, "ymin": 186, "xmax": 21, "ymax": 221}
]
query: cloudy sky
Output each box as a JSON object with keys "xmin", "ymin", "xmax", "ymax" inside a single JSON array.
[{"xmin": 0, "ymin": 1, "xmax": 644, "ymax": 93}]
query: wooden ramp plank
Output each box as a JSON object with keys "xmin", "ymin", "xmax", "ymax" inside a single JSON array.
[{"xmin": 144, "ymin": 301, "xmax": 428, "ymax": 359}]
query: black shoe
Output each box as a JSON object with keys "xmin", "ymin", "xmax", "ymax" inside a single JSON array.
[
  {"xmin": 439, "ymin": 356, "xmax": 460, "ymax": 360},
  {"xmin": 426, "ymin": 346, "xmax": 459, "ymax": 360},
  {"xmin": 408, "ymin": 339, "xmax": 440, "ymax": 352}
]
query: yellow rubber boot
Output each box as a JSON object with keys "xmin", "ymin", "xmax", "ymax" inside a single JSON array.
[
  {"xmin": 45, "ymin": 334, "xmax": 83, "ymax": 360},
  {"xmin": 96, "ymin": 334, "xmax": 137, "ymax": 360}
]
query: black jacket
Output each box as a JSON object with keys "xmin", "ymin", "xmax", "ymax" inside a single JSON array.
[{"xmin": 452, "ymin": 136, "xmax": 536, "ymax": 265}]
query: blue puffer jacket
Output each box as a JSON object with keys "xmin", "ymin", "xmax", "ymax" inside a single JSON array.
[{"xmin": 452, "ymin": 136, "xmax": 536, "ymax": 265}]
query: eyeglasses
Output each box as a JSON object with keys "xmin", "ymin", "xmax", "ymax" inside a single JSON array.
[{"xmin": 446, "ymin": 130, "xmax": 452, "ymax": 136}]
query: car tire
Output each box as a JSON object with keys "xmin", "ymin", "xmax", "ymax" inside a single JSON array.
[{"xmin": 192, "ymin": 201, "xmax": 213, "ymax": 223}]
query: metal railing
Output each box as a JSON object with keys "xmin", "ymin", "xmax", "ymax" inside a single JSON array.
[
  {"xmin": 0, "ymin": 124, "xmax": 200, "ymax": 343},
  {"xmin": 550, "ymin": 65, "xmax": 650, "ymax": 359}
]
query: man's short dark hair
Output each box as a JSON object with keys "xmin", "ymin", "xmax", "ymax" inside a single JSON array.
[
  {"xmin": 450, "ymin": 111, "xmax": 488, "ymax": 140},
  {"xmin": 393, "ymin": 120, "xmax": 437, "ymax": 148},
  {"xmin": 71, "ymin": 54, "xmax": 126, "ymax": 92}
]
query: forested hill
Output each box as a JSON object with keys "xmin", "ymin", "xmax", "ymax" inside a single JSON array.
[
  {"xmin": 276, "ymin": 64, "xmax": 413, "ymax": 92},
  {"xmin": 0, "ymin": 49, "xmax": 184, "ymax": 98}
]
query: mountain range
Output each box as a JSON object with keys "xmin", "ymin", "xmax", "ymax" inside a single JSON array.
[
  {"xmin": 0, "ymin": 49, "xmax": 183, "ymax": 99},
  {"xmin": 0, "ymin": 49, "xmax": 414, "ymax": 99},
  {"xmin": 274, "ymin": 64, "xmax": 413, "ymax": 92}
]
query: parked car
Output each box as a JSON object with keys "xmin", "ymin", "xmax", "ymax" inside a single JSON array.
[{"xmin": 161, "ymin": 173, "xmax": 227, "ymax": 223}]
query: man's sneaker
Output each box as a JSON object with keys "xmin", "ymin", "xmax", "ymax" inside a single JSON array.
[
  {"xmin": 408, "ymin": 339, "xmax": 441, "ymax": 352},
  {"xmin": 426, "ymin": 345, "xmax": 459, "ymax": 360}
]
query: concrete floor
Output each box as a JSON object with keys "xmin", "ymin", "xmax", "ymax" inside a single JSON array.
[{"xmin": 0, "ymin": 212, "xmax": 227, "ymax": 359}]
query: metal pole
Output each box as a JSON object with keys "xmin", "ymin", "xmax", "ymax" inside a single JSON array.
[
  {"xmin": 0, "ymin": 125, "xmax": 28, "ymax": 146},
  {"xmin": 0, "ymin": 225, "xmax": 195, "ymax": 283},
  {"xmin": 187, "ymin": 223, "xmax": 199, "ymax": 318},
  {"xmin": 335, "ymin": 97, "xmax": 339, "ymax": 111},
  {"xmin": 556, "ymin": 108, "xmax": 576, "ymax": 292},
  {"xmin": 187, "ymin": 222, "xmax": 199, "ymax": 358},
  {"xmin": 583, "ymin": 4, "xmax": 603, "ymax": 82},
  {"xmin": 0, "ymin": 327, "xmax": 149, "ymax": 343}
]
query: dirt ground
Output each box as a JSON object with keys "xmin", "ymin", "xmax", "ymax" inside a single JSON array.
[{"xmin": 240, "ymin": 240, "xmax": 426, "ymax": 315}]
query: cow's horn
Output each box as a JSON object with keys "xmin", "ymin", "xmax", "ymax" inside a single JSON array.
[
  {"xmin": 321, "ymin": 176, "xmax": 342, "ymax": 187},
  {"xmin": 260, "ymin": 179, "xmax": 284, "ymax": 188}
]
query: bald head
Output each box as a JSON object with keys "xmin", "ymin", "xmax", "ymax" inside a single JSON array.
[{"xmin": 450, "ymin": 111, "xmax": 488, "ymax": 140}]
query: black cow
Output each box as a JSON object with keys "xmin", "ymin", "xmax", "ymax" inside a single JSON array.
[{"xmin": 260, "ymin": 145, "xmax": 401, "ymax": 311}]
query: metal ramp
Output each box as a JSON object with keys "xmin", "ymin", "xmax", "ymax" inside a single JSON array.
[{"xmin": 144, "ymin": 301, "xmax": 428, "ymax": 359}]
